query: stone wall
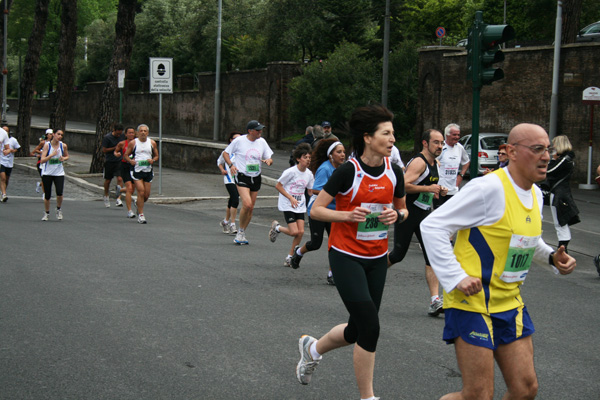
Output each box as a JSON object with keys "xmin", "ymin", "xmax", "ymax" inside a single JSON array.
[
  {"xmin": 417, "ymin": 42, "xmax": 600, "ymax": 183},
  {"xmin": 19, "ymin": 62, "xmax": 301, "ymax": 145}
]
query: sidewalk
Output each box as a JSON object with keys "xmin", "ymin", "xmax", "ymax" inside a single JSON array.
[{"xmin": 15, "ymin": 150, "xmax": 281, "ymax": 205}]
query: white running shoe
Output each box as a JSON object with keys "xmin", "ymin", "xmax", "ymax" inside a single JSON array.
[
  {"xmin": 269, "ymin": 220, "xmax": 280, "ymax": 243},
  {"xmin": 36, "ymin": 182, "xmax": 42, "ymax": 193},
  {"xmin": 228, "ymin": 223, "xmax": 237, "ymax": 234},
  {"xmin": 220, "ymin": 220, "xmax": 229, "ymax": 233},
  {"xmin": 56, "ymin": 209, "xmax": 63, "ymax": 220},
  {"xmin": 138, "ymin": 213, "xmax": 147, "ymax": 224},
  {"xmin": 41, "ymin": 212, "xmax": 49, "ymax": 221},
  {"xmin": 284, "ymin": 255, "xmax": 292, "ymax": 267},
  {"xmin": 115, "ymin": 185, "xmax": 122, "ymax": 197},
  {"xmin": 115, "ymin": 198, "xmax": 123, "ymax": 207},
  {"xmin": 234, "ymin": 231, "xmax": 248, "ymax": 245},
  {"xmin": 1, "ymin": 194, "xmax": 7, "ymax": 203},
  {"xmin": 103, "ymin": 196, "xmax": 110, "ymax": 208},
  {"xmin": 296, "ymin": 335, "xmax": 321, "ymax": 385},
  {"xmin": 428, "ymin": 297, "xmax": 444, "ymax": 317},
  {"xmin": 127, "ymin": 210, "xmax": 136, "ymax": 218}
]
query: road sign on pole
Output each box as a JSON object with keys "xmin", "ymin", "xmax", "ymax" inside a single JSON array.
[
  {"xmin": 149, "ymin": 57, "xmax": 173, "ymax": 195},
  {"xmin": 580, "ymin": 87, "xmax": 600, "ymax": 190},
  {"xmin": 436, "ymin": 27, "xmax": 446, "ymax": 45},
  {"xmin": 149, "ymin": 58, "xmax": 173, "ymax": 94}
]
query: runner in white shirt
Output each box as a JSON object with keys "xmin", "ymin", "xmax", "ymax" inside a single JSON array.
[
  {"xmin": 268, "ymin": 143, "xmax": 314, "ymax": 267},
  {"xmin": 124, "ymin": 124, "xmax": 158, "ymax": 224},
  {"xmin": 0, "ymin": 126, "xmax": 10, "ymax": 155},
  {"xmin": 40, "ymin": 129, "xmax": 69, "ymax": 221},
  {"xmin": 390, "ymin": 145, "xmax": 405, "ymax": 170},
  {"xmin": 437, "ymin": 123, "xmax": 470, "ymax": 206},
  {"xmin": 223, "ymin": 119, "xmax": 274, "ymax": 245},
  {"xmin": 0, "ymin": 125, "xmax": 21, "ymax": 202}
]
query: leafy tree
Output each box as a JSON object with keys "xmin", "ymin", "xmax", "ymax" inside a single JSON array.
[
  {"xmin": 288, "ymin": 41, "xmax": 379, "ymax": 129},
  {"xmin": 50, "ymin": 0, "xmax": 78, "ymax": 131},
  {"xmin": 387, "ymin": 41, "xmax": 419, "ymax": 141},
  {"xmin": 15, "ymin": 0, "xmax": 50, "ymax": 157},
  {"xmin": 76, "ymin": 14, "xmax": 117, "ymax": 85},
  {"xmin": 90, "ymin": 0, "xmax": 136, "ymax": 173}
]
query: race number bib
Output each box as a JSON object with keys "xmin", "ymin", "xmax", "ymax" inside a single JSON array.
[
  {"xmin": 138, "ymin": 160, "xmax": 151, "ymax": 167},
  {"xmin": 246, "ymin": 163, "xmax": 260, "ymax": 173},
  {"xmin": 500, "ymin": 234, "xmax": 540, "ymax": 283},
  {"xmin": 356, "ymin": 203, "xmax": 392, "ymax": 241},
  {"xmin": 414, "ymin": 192, "xmax": 434, "ymax": 210},
  {"xmin": 49, "ymin": 158, "xmax": 62, "ymax": 165}
]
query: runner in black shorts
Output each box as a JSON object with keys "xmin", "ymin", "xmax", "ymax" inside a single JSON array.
[{"xmin": 294, "ymin": 104, "xmax": 407, "ymax": 400}]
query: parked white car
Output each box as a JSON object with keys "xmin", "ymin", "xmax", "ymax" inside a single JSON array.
[{"xmin": 459, "ymin": 132, "xmax": 508, "ymax": 175}]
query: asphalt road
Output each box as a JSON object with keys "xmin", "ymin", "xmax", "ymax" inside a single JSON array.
[{"xmin": 1, "ymin": 167, "xmax": 599, "ymax": 399}]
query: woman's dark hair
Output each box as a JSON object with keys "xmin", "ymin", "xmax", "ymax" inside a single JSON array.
[
  {"xmin": 310, "ymin": 138, "xmax": 339, "ymax": 173},
  {"xmin": 292, "ymin": 143, "xmax": 312, "ymax": 164},
  {"xmin": 228, "ymin": 131, "xmax": 242, "ymax": 143},
  {"xmin": 349, "ymin": 104, "xmax": 394, "ymax": 157}
]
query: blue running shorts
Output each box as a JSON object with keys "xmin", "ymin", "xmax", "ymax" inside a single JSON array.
[{"xmin": 443, "ymin": 305, "xmax": 535, "ymax": 350}]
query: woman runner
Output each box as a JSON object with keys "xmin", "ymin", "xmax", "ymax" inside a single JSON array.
[{"xmin": 295, "ymin": 104, "xmax": 408, "ymax": 400}]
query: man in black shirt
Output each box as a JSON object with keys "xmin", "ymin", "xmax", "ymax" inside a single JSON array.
[{"xmin": 101, "ymin": 123, "xmax": 126, "ymax": 208}]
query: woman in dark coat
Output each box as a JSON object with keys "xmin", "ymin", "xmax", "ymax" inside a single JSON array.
[{"xmin": 547, "ymin": 135, "xmax": 580, "ymax": 252}]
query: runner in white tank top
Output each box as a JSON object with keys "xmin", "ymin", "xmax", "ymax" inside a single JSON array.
[{"xmin": 124, "ymin": 124, "xmax": 158, "ymax": 224}]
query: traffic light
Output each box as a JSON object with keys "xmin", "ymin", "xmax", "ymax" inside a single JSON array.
[
  {"xmin": 467, "ymin": 11, "xmax": 515, "ymax": 88},
  {"xmin": 480, "ymin": 24, "xmax": 515, "ymax": 85}
]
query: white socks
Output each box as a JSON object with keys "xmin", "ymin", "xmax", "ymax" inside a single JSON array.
[{"xmin": 309, "ymin": 340, "xmax": 322, "ymax": 360}]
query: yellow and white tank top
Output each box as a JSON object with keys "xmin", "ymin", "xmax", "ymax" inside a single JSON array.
[{"xmin": 447, "ymin": 168, "xmax": 542, "ymax": 314}]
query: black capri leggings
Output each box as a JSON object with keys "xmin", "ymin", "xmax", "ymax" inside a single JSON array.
[
  {"xmin": 305, "ymin": 216, "xmax": 331, "ymax": 252},
  {"xmin": 42, "ymin": 175, "xmax": 65, "ymax": 200},
  {"xmin": 388, "ymin": 205, "xmax": 431, "ymax": 266},
  {"xmin": 225, "ymin": 183, "xmax": 239, "ymax": 209},
  {"xmin": 329, "ymin": 249, "xmax": 388, "ymax": 353}
]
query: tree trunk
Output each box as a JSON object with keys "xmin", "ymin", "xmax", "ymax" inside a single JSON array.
[
  {"xmin": 15, "ymin": 0, "xmax": 50, "ymax": 157},
  {"xmin": 49, "ymin": 0, "xmax": 78, "ymax": 132},
  {"xmin": 0, "ymin": 0, "xmax": 14, "ymax": 121},
  {"xmin": 561, "ymin": 0, "xmax": 583, "ymax": 44},
  {"xmin": 89, "ymin": 0, "xmax": 136, "ymax": 173}
]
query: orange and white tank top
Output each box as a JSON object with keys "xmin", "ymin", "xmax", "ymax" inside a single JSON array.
[{"xmin": 329, "ymin": 157, "xmax": 396, "ymax": 259}]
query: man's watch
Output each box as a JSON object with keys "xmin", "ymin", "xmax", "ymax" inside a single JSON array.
[
  {"xmin": 396, "ymin": 209, "xmax": 404, "ymax": 222},
  {"xmin": 549, "ymin": 251, "xmax": 556, "ymax": 267},
  {"xmin": 228, "ymin": 163, "xmax": 233, "ymax": 168},
  {"xmin": 458, "ymin": 172, "xmax": 464, "ymax": 178}
]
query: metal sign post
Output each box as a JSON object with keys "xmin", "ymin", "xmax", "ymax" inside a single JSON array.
[
  {"xmin": 580, "ymin": 86, "xmax": 600, "ymax": 190},
  {"xmin": 149, "ymin": 57, "xmax": 173, "ymax": 195}
]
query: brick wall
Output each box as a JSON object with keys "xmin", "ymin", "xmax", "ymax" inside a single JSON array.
[
  {"xmin": 21, "ymin": 62, "xmax": 301, "ymax": 145},
  {"xmin": 417, "ymin": 42, "xmax": 600, "ymax": 183}
]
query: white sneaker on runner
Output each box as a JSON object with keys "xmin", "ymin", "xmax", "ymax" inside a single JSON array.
[
  {"xmin": 36, "ymin": 182, "xmax": 42, "ymax": 193},
  {"xmin": 115, "ymin": 185, "xmax": 122, "ymax": 197},
  {"xmin": 138, "ymin": 213, "xmax": 147, "ymax": 224},
  {"xmin": 103, "ymin": 196, "xmax": 110, "ymax": 208},
  {"xmin": 56, "ymin": 209, "xmax": 63, "ymax": 220},
  {"xmin": 296, "ymin": 335, "xmax": 321, "ymax": 385},
  {"xmin": 127, "ymin": 210, "xmax": 136, "ymax": 218},
  {"xmin": 115, "ymin": 198, "xmax": 123, "ymax": 207},
  {"xmin": 234, "ymin": 231, "xmax": 248, "ymax": 245},
  {"xmin": 41, "ymin": 212, "xmax": 49, "ymax": 221},
  {"xmin": 284, "ymin": 255, "xmax": 292, "ymax": 267},
  {"xmin": 269, "ymin": 220, "xmax": 280, "ymax": 243},
  {"xmin": 228, "ymin": 223, "xmax": 237, "ymax": 234},
  {"xmin": 220, "ymin": 220, "xmax": 229, "ymax": 233}
]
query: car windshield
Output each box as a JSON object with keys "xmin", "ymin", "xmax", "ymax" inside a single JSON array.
[{"xmin": 481, "ymin": 136, "xmax": 506, "ymax": 150}]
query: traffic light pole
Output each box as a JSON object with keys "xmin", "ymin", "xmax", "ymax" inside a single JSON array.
[{"xmin": 469, "ymin": 12, "xmax": 483, "ymax": 178}]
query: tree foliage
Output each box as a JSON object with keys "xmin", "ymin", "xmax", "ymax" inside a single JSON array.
[{"xmin": 288, "ymin": 41, "xmax": 379, "ymax": 129}]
